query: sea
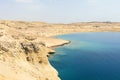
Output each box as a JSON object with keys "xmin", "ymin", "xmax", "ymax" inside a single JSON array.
[{"xmin": 49, "ymin": 32, "xmax": 120, "ymax": 80}]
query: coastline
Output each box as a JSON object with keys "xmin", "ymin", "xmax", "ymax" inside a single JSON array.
[
  {"xmin": 0, "ymin": 20, "xmax": 120, "ymax": 80},
  {"xmin": 49, "ymin": 40, "xmax": 71, "ymax": 48},
  {"xmin": 49, "ymin": 32, "xmax": 120, "ymax": 80}
]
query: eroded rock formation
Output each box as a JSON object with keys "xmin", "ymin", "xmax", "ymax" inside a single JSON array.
[{"xmin": 0, "ymin": 22, "xmax": 62, "ymax": 80}]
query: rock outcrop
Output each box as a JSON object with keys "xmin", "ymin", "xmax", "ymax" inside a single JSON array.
[
  {"xmin": 0, "ymin": 22, "xmax": 63, "ymax": 80},
  {"xmin": 0, "ymin": 38, "xmax": 59, "ymax": 80},
  {"xmin": 0, "ymin": 36, "xmax": 61, "ymax": 80}
]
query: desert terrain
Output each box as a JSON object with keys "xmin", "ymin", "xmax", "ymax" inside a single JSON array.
[{"xmin": 0, "ymin": 20, "xmax": 120, "ymax": 80}]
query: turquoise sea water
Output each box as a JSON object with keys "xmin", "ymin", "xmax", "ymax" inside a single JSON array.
[{"xmin": 49, "ymin": 32, "xmax": 120, "ymax": 80}]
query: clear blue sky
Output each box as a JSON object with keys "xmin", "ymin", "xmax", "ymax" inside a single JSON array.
[{"xmin": 0, "ymin": 0, "xmax": 120, "ymax": 23}]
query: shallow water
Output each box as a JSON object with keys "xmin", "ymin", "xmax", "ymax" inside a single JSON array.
[{"xmin": 49, "ymin": 32, "xmax": 120, "ymax": 80}]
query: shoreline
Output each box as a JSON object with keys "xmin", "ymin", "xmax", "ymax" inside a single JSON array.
[
  {"xmin": 50, "ymin": 40, "xmax": 71, "ymax": 48},
  {"xmin": 47, "ymin": 38, "xmax": 71, "ymax": 56},
  {"xmin": 49, "ymin": 32, "xmax": 120, "ymax": 80},
  {"xmin": 0, "ymin": 20, "xmax": 120, "ymax": 80}
]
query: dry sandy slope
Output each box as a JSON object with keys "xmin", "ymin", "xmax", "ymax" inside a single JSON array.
[
  {"xmin": 1, "ymin": 20, "xmax": 120, "ymax": 37},
  {"xmin": 0, "ymin": 20, "xmax": 120, "ymax": 80}
]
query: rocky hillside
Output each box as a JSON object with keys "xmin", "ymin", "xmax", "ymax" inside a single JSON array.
[
  {"xmin": 0, "ymin": 41, "xmax": 60, "ymax": 80},
  {"xmin": 0, "ymin": 20, "xmax": 120, "ymax": 80},
  {"xmin": 0, "ymin": 21, "xmax": 69, "ymax": 80}
]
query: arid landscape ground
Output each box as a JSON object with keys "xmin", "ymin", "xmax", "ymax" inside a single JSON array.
[{"xmin": 0, "ymin": 20, "xmax": 120, "ymax": 80}]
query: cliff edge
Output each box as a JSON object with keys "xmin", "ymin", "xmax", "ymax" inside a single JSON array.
[
  {"xmin": 0, "ymin": 21, "xmax": 69, "ymax": 80},
  {"xmin": 0, "ymin": 20, "xmax": 120, "ymax": 80}
]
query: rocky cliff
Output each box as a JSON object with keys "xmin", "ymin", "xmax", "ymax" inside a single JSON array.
[
  {"xmin": 0, "ymin": 21, "xmax": 69, "ymax": 80},
  {"xmin": 0, "ymin": 41, "xmax": 60, "ymax": 80},
  {"xmin": 0, "ymin": 20, "xmax": 120, "ymax": 80}
]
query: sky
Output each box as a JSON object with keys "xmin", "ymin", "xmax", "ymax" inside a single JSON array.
[{"xmin": 0, "ymin": 0, "xmax": 120, "ymax": 23}]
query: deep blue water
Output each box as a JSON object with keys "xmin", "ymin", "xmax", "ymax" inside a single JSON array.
[{"xmin": 49, "ymin": 32, "xmax": 120, "ymax": 80}]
